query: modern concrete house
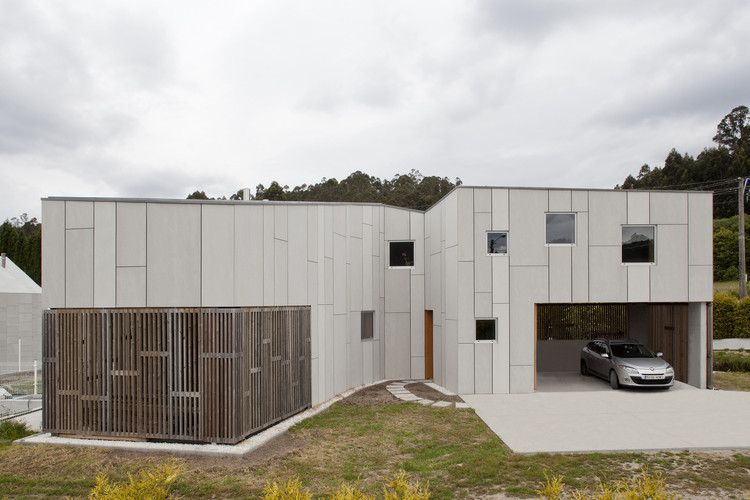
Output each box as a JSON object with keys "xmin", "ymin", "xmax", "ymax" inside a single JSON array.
[
  {"xmin": 0, "ymin": 254, "xmax": 42, "ymax": 375},
  {"xmin": 41, "ymin": 186, "xmax": 713, "ymax": 411}
]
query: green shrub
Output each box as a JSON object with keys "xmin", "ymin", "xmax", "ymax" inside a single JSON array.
[
  {"xmin": 713, "ymin": 351, "xmax": 750, "ymax": 372},
  {"xmin": 75, "ymin": 460, "xmax": 184, "ymax": 500},
  {"xmin": 0, "ymin": 420, "xmax": 34, "ymax": 441},
  {"xmin": 737, "ymin": 296, "xmax": 750, "ymax": 339},
  {"xmin": 714, "ymin": 292, "xmax": 738, "ymax": 339}
]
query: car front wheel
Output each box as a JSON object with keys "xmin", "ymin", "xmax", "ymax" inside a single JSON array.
[
  {"xmin": 580, "ymin": 360, "xmax": 589, "ymax": 376},
  {"xmin": 609, "ymin": 370, "xmax": 620, "ymax": 390}
]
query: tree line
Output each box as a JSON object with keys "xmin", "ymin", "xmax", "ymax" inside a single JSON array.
[{"xmin": 0, "ymin": 214, "xmax": 41, "ymax": 286}]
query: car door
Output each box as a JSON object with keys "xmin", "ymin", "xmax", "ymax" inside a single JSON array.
[{"xmin": 591, "ymin": 341, "xmax": 608, "ymax": 376}]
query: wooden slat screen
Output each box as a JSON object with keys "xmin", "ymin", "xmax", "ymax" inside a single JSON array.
[
  {"xmin": 537, "ymin": 304, "xmax": 628, "ymax": 341},
  {"xmin": 42, "ymin": 306, "xmax": 311, "ymax": 444}
]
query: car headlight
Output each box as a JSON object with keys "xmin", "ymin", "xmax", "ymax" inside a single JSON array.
[
  {"xmin": 666, "ymin": 365, "xmax": 674, "ymax": 374},
  {"xmin": 618, "ymin": 365, "xmax": 639, "ymax": 375}
]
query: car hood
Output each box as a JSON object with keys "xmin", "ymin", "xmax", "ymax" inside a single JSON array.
[{"xmin": 613, "ymin": 356, "xmax": 670, "ymax": 370}]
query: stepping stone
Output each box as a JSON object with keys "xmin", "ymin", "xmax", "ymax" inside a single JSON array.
[
  {"xmin": 455, "ymin": 402, "xmax": 470, "ymax": 409},
  {"xmin": 418, "ymin": 399, "xmax": 434, "ymax": 406},
  {"xmin": 432, "ymin": 401, "xmax": 452, "ymax": 408},
  {"xmin": 400, "ymin": 395, "xmax": 419, "ymax": 401}
]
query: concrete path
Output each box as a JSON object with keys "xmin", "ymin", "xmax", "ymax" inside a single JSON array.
[
  {"xmin": 713, "ymin": 338, "xmax": 750, "ymax": 350},
  {"xmin": 463, "ymin": 380, "xmax": 750, "ymax": 454},
  {"xmin": 386, "ymin": 380, "xmax": 469, "ymax": 408}
]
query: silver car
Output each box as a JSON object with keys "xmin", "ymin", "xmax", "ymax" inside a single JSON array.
[{"xmin": 580, "ymin": 339, "xmax": 675, "ymax": 389}]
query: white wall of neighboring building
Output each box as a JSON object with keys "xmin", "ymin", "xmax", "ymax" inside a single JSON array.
[{"xmin": 0, "ymin": 256, "xmax": 42, "ymax": 375}]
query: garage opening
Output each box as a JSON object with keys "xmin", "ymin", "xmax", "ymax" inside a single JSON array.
[{"xmin": 536, "ymin": 303, "xmax": 690, "ymax": 387}]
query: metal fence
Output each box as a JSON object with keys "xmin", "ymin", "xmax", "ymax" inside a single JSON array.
[{"xmin": 43, "ymin": 306, "xmax": 311, "ymax": 444}]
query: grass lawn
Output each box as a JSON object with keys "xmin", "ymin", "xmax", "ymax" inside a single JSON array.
[
  {"xmin": 713, "ymin": 371, "xmax": 750, "ymax": 391},
  {"xmin": 2, "ymin": 396, "xmax": 750, "ymax": 499}
]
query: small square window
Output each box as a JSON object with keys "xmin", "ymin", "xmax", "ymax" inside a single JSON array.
[
  {"xmin": 476, "ymin": 319, "xmax": 496, "ymax": 341},
  {"xmin": 361, "ymin": 311, "xmax": 374, "ymax": 340},
  {"xmin": 487, "ymin": 232, "xmax": 508, "ymax": 255},
  {"xmin": 389, "ymin": 241, "xmax": 414, "ymax": 267},
  {"xmin": 622, "ymin": 226, "xmax": 655, "ymax": 263},
  {"xmin": 546, "ymin": 213, "xmax": 576, "ymax": 245}
]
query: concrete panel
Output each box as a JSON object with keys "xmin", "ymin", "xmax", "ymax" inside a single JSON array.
[
  {"xmin": 475, "ymin": 188, "xmax": 491, "ymax": 213},
  {"xmin": 491, "ymin": 188, "xmax": 509, "ymax": 230},
  {"xmin": 410, "ymin": 275, "xmax": 425, "ymax": 356},
  {"xmin": 589, "ymin": 191, "xmax": 627, "ymax": 246},
  {"xmin": 385, "ymin": 269, "xmax": 411, "ymax": 313},
  {"xmin": 324, "ymin": 257, "xmax": 333, "ymax": 304},
  {"xmin": 307, "ymin": 206, "xmax": 318, "ymax": 262},
  {"xmin": 42, "ymin": 200, "xmax": 66, "ymax": 308},
  {"xmin": 457, "ymin": 189, "xmax": 474, "ymax": 262},
  {"xmin": 572, "ymin": 190, "xmax": 589, "ymax": 212},
  {"xmin": 323, "ymin": 304, "xmax": 334, "ymax": 399},
  {"xmin": 474, "ymin": 213, "xmax": 492, "ymax": 292},
  {"xmin": 234, "ymin": 205, "xmax": 264, "ymax": 306},
  {"xmin": 589, "ymin": 246, "xmax": 627, "ymax": 302},
  {"xmin": 429, "ymin": 205, "xmax": 442, "ymax": 254},
  {"xmin": 688, "ymin": 302, "xmax": 707, "ymax": 389},
  {"xmin": 688, "ymin": 193, "xmax": 713, "ymax": 266},
  {"xmin": 474, "ymin": 342, "xmax": 493, "ymax": 394},
  {"xmin": 548, "ymin": 190, "xmax": 571, "ymax": 212},
  {"xmin": 510, "ymin": 364, "xmax": 535, "ymax": 394},
  {"xmin": 548, "ymin": 246, "xmax": 571, "ymax": 303},
  {"xmin": 348, "ymin": 205, "xmax": 363, "ymax": 239},
  {"xmin": 147, "ymin": 204, "xmax": 201, "ymax": 306},
  {"xmin": 116, "ymin": 267, "xmax": 146, "ymax": 307},
  {"xmin": 363, "ymin": 340, "xmax": 373, "ymax": 384},
  {"xmin": 333, "ymin": 233, "xmax": 347, "ymax": 314},
  {"xmin": 509, "ymin": 266, "xmax": 547, "ymax": 366},
  {"xmin": 650, "ymin": 192, "xmax": 688, "ymax": 225},
  {"xmin": 509, "ymin": 189, "xmax": 548, "ymax": 266},
  {"xmin": 363, "ymin": 225, "xmax": 373, "ymax": 309},
  {"xmin": 308, "ymin": 262, "xmax": 318, "ymax": 359},
  {"xmin": 411, "ymin": 356, "xmax": 425, "ymax": 379},
  {"xmin": 444, "ymin": 192, "xmax": 458, "ymax": 249},
  {"xmin": 324, "ymin": 206, "xmax": 333, "ymax": 258},
  {"xmin": 627, "ymin": 265, "xmax": 650, "ymax": 302},
  {"xmin": 445, "ymin": 246, "xmax": 458, "ymax": 320},
  {"xmin": 651, "ymin": 225, "xmax": 688, "ymax": 302},
  {"xmin": 201, "ymin": 204, "xmax": 234, "ymax": 307},
  {"xmin": 65, "ymin": 229, "xmax": 94, "ymax": 307},
  {"xmin": 457, "ymin": 261, "xmax": 475, "ymax": 343},
  {"xmin": 349, "ymin": 237, "xmax": 363, "ymax": 311},
  {"xmin": 288, "ymin": 206, "xmax": 308, "ymax": 306},
  {"xmin": 424, "ymin": 237, "xmax": 432, "ymax": 311},
  {"xmin": 457, "ymin": 343, "xmax": 474, "ymax": 394},
  {"xmin": 93, "ymin": 202, "xmax": 116, "ymax": 307},
  {"xmin": 333, "ymin": 206, "xmax": 346, "ymax": 236},
  {"xmin": 410, "ymin": 211, "xmax": 425, "ymax": 274},
  {"xmin": 493, "ymin": 303, "xmax": 510, "ymax": 394},
  {"xmin": 492, "ymin": 256, "xmax": 510, "ymax": 304},
  {"xmin": 65, "ymin": 201, "xmax": 93, "ymax": 229},
  {"xmin": 571, "ymin": 212, "xmax": 589, "ymax": 302},
  {"xmin": 443, "ymin": 319, "xmax": 458, "ymax": 392},
  {"xmin": 274, "ymin": 205, "xmax": 288, "ymax": 241},
  {"xmin": 263, "ymin": 207, "xmax": 275, "ymax": 305},
  {"xmin": 689, "ymin": 265, "xmax": 714, "ymax": 302},
  {"xmin": 627, "ymin": 191, "xmax": 650, "ymax": 224},
  {"xmin": 385, "ymin": 312, "xmax": 411, "ymax": 379},
  {"xmin": 362, "ymin": 205, "xmax": 373, "ymax": 226},
  {"xmin": 116, "ymin": 203, "xmax": 146, "ymax": 267},
  {"xmin": 348, "ymin": 313, "xmax": 363, "ymax": 387},
  {"xmin": 311, "ymin": 358, "xmax": 320, "ymax": 405},
  {"xmin": 431, "ymin": 253, "xmax": 442, "ymax": 313},
  {"xmin": 475, "ymin": 292, "xmax": 492, "ymax": 318},
  {"xmin": 385, "ymin": 207, "xmax": 409, "ymax": 241},
  {"xmin": 274, "ymin": 239, "xmax": 288, "ymax": 305},
  {"xmin": 333, "ymin": 313, "xmax": 347, "ymax": 394}
]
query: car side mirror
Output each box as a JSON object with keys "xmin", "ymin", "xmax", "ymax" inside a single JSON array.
[
  {"xmin": 601, "ymin": 353, "xmax": 609, "ymax": 359},
  {"xmin": 656, "ymin": 352, "xmax": 663, "ymax": 357}
]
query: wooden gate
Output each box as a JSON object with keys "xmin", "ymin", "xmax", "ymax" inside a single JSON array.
[
  {"xmin": 648, "ymin": 304, "xmax": 688, "ymax": 383},
  {"xmin": 43, "ymin": 306, "xmax": 311, "ymax": 444}
]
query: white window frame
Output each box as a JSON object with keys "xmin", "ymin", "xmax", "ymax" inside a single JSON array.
[
  {"xmin": 545, "ymin": 213, "xmax": 577, "ymax": 246},
  {"xmin": 621, "ymin": 225, "xmax": 657, "ymax": 265},
  {"xmin": 486, "ymin": 231, "xmax": 509, "ymax": 256}
]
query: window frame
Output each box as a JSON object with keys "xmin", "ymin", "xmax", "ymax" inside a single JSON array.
[
  {"xmin": 486, "ymin": 231, "xmax": 509, "ymax": 256},
  {"xmin": 388, "ymin": 240, "xmax": 416, "ymax": 268},
  {"xmin": 621, "ymin": 225, "xmax": 656, "ymax": 265},
  {"xmin": 545, "ymin": 213, "xmax": 577, "ymax": 246},
  {"xmin": 361, "ymin": 311, "xmax": 374, "ymax": 341},
  {"xmin": 475, "ymin": 318, "xmax": 497, "ymax": 343}
]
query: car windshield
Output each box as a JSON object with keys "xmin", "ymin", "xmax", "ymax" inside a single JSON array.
[{"xmin": 610, "ymin": 343, "xmax": 655, "ymax": 358}]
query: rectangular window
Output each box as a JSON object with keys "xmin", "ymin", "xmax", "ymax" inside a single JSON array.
[
  {"xmin": 546, "ymin": 213, "xmax": 576, "ymax": 245},
  {"xmin": 487, "ymin": 232, "xmax": 508, "ymax": 255},
  {"xmin": 476, "ymin": 319, "xmax": 496, "ymax": 341},
  {"xmin": 361, "ymin": 311, "xmax": 374, "ymax": 340},
  {"xmin": 622, "ymin": 226, "xmax": 655, "ymax": 263},
  {"xmin": 389, "ymin": 241, "xmax": 415, "ymax": 267}
]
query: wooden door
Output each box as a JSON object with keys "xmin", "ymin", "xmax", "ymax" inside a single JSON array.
[
  {"xmin": 425, "ymin": 311, "xmax": 433, "ymax": 379},
  {"xmin": 648, "ymin": 305, "xmax": 689, "ymax": 383}
]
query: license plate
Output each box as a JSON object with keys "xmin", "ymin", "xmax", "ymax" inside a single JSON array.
[{"xmin": 643, "ymin": 374, "xmax": 664, "ymax": 380}]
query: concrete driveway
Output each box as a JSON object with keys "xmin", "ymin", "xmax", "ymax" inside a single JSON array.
[{"xmin": 462, "ymin": 374, "xmax": 750, "ymax": 454}]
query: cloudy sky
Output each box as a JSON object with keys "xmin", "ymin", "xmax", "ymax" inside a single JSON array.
[{"xmin": 1, "ymin": 0, "xmax": 749, "ymax": 221}]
